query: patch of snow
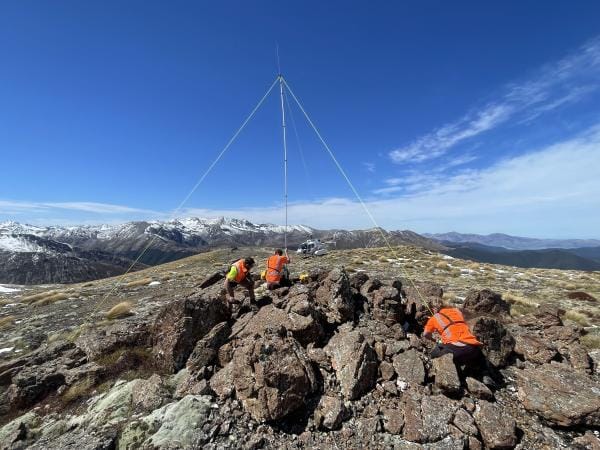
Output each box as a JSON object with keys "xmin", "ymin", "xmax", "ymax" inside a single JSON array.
[
  {"xmin": 0, "ymin": 235, "xmax": 44, "ymax": 253},
  {"xmin": 0, "ymin": 347, "xmax": 14, "ymax": 354},
  {"xmin": 148, "ymin": 281, "xmax": 161, "ymax": 286},
  {"xmin": 0, "ymin": 285, "xmax": 21, "ymax": 293},
  {"xmin": 441, "ymin": 255, "xmax": 455, "ymax": 260}
]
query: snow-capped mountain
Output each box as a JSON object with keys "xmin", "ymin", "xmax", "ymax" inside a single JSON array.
[{"xmin": 0, "ymin": 218, "xmax": 439, "ymax": 284}]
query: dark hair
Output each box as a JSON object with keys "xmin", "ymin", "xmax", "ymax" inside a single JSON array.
[
  {"xmin": 244, "ymin": 257, "xmax": 255, "ymax": 267},
  {"xmin": 274, "ymin": 249, "xmax": 283, "ymax": 256}
]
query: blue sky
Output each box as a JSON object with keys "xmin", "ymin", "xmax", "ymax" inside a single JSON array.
[{"xmin": 1, "ymin": 1, "xmax": 599, "ymax": 238}]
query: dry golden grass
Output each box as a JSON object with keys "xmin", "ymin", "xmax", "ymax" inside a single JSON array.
[
  {"xmin": 62, "ymin": 376, "xmax": 95, "ymax": 403},
  {"xmin": 0, "ymin": 315, "xmax": 15, "ymax": 330},
  {"xmin": 467, "ymin": 262, "xmax": 480, "ymax": 271},
  {"xmin": 435, "ymin": 261, "xmax": 449, "ymax": 270},
  {"xmin": 125, "ymin": 277, "xmax": 153, "ymax": 288},
  {"xmin": 32, "ymin": 292, "xmax": 70, "ymax": 307},
  {"xmin": 106, "ymin": 301, "xmax": 133, "ymax": 319},
  {"xmin": 563, "ymin": 309, "xmax": 591, "ymax": 327},
  {"xmin": 580, "ymin": 333, "xmax": 600, "ymax": 350},
  {"xmin": 22, "ymin": 290, "xmax": 58, "ymax": 303}
]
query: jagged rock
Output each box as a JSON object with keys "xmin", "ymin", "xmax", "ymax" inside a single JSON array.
[
  {"xmin": 76, "ymin": 320, "xmax": 150, "ymax": 360},
  {"xmin": 187, "ymin": 322, "xmax": 230, "ymax": 372},
  {"xmin": 359, "ymin": 278, "xmax": 383, "ymax": 297},
  {"xmin": 465, "ymin": 377, "xmax": 493, "ymax": 400},
  {"xmin": 402, "ymin": 389, "xmax": 461, "ymax": 443},
  {"xmin": 118, "ymin": 395, "xmax": 212, "ymax": 449},
  {"xmin": 473, "ymin": 400, "xmax": 517, "ymax": 449},
  {"xmin": 7, "ymin": 362, "xmax": 66, "ymax": 409},
  {"xmin": 563, "ymin": 343, "xmax": 593, "ymax": 374},
  {"xmin": 131, "ymin": 374, "xmax": 169, "ymax": 412},
  {"xmin": 199, "ymin": 271, "xmax": 225, "ymax": 289},
  {"xmin": 0, "ymin": 411, "xmax": 38, "ymax": 449},
  {"xmin": 543, "ymin": 325, "xmax": 581, "ymax": 345},
  {"xmin": 230, "ymin": 304, "xmax": 323, "ymax": 346},
  {"xmin": 432, "ymin": 353, "xmax": 461, "ymax": 396},
  {"xmin": 463, "ymin": 289, "xmax": 510, "ymax": 318},
  {"xmin": 572, "ymin": 431, "xmax": 600, "ymax": 449},
  {"xmin": 231, "ymin": 332, "xmax": 317, "ymax": 421},
  {"xmin": 151, "ymin": 291, "xmax": 230, "ymax": 372},
  {"xmin": 75, "ymin": 379, "xmax": 138, "ymax": 429},
  {"xmin": 392, "ymin": 349, "xmax": 425, "ymax": 387},
  {"xmin": 381, "ymin": 399, "xmax": 404, "ymax": 435},
  {"xmin": 174, "ymin": 370, "xmax": 211, "ymax": 398},
  {"xmin": 380, "ymin": 361, "xmax": 395, "ymax": 381},
  {"xmin": 513, "ymin": 332, "xmax": 558, "ymax": 364},
  {"xmin": 452, "ymin": 408, "xmax": 478, "ymax": 436},
  {"xmin": 210, "ymin": 363, "xmax": 235, "ymax": 399},
  {"xmin": 371, "ymin": 285, "xmax": 404, "ymax": 326},
  {"xmin": 515, "ymin": 305, "xmax": 563, "ymax": 329},
  {"xmin": 403, "ymin": 282, "xmax": 443, "ymax": 327},
  {"xmin": 350, "ymin": 272, "xmax": 370, "ymax": 290},
  {"xmin": 324, "ymin": 329, "xmax": 377, "ymax": 400},
  {"xmin": 315, "ymin": 268, "xmax": 354, "ymax": 324},
  {"xmin": 470, "ymin": 317, "xmax": 514, "ymax": 368},
  {"xmin": 30, "ymin": 428, "xmax": 118, "ymax": 450},
  {"xmin": 516, "ymin": 363, "xmax": 600, "ymax": 426},
  {"xmin": 314, "ymin": 395, "xmax": 346, "ymax": 430}
]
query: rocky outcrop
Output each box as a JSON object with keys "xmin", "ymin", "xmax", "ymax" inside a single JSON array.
[
  {"xmin": 516, "ymin": 363, "xmax": 600, "ymax": 427},
  {"xmin": 324, "ymin": 328, "xmax": 378, "ymax": 400},
  {"xmin": 463, "ymin": 288, "xmax": 511, "ymax": 318},
  {"xmin": 432, "ymin": 353, "xmax": 461, "ymax": 396},
  {"xmin": 151, "ymin": 290, "xmax": 230, "ymax": 372},
  {"xmin": 230, "ymin": 330, "xmax": 317, "ymax": 421},
  {"xmin": 470, "ymin": 316, "xmax": 515, "ymax": 367},
  {"xmin": 473, "ymin": 400, "xmax": 517, "ymax": 449},
  {"xmin": 314, "ymin": 268, "xmax": 354, "ymax": 324}
]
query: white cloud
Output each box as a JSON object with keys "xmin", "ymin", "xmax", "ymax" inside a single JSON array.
[
  {"xmin": 0, "ymin": 200, "xmax": 159, "ymax": 216},
  {"xmin": 390, "ymin": 36, "xmax": 600, "ymax": 164},
  {"xmin": 362, "ymin": 162, "xmax": 376, "ymax": 173}
]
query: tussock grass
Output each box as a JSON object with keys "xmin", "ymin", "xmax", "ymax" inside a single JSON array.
[
  {"xmin": 62, "ymin": 377, "xmax": 95, "ymax": 403},
  {"xmin": 435, "ymin": 261, "xmax": 449, "ymax": 270},
  {"xmin": 581, "ymin": 333, "xmax": 600, "ymax": 350},
  {"xmin": 467, "ymin": 262, "xmax": 480, "ymax": 271},
  {"xmin": 0, "ymin": 315, "xmax": 15, "ymax": 330},
  {"xmin": 505, "ymin": 292, "xmax": 539, "ymax": 317},
  {"xmin": 32, "ymin": 292, "xmax": 70, "ymax": 306},
  {"xmin": 106, "ymin": 302, "xmax": 133, "ymax": 319},
  {"xmin": 22, "ymin": 290, "xmax": 58, "ymax": 303},
  {"xmin": 563, "ymin": 310, "xmax": 591, "ymax": 327},
  {"xmin": 125, "ymin": 277, "xmax": 153, "ymax": 288}
]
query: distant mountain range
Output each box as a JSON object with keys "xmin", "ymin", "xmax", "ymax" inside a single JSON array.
[
  {"xmin": 0, "ymin": 218, "xmax": 440, "ymax": 284},
  {"xmin": 425, "ymin": 232, "xmax": 600, "ymax": 250},
  {"xmin": 425, "ymin": 232, "xmax": 600, "ymax": 271}
]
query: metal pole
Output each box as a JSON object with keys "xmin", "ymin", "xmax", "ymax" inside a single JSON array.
[{"xmin": 278, "ymin": 75, "xmax": 289, "ymax": 250}]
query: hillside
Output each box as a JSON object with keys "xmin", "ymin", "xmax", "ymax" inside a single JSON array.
[
  {"xmin": 0, "ymin": 246, "xmax": 599, "ymax": 449},
  {"xmin": 426, "ymin": 232, "xmax": 600, "ymax": 250}
]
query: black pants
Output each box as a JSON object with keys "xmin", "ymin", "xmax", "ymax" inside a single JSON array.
[{"xmin": 431, "ymin": 343, "xmax": 482, "ymax": 365}]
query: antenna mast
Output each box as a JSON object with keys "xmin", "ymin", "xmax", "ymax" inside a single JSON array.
[{"xmin": 278, "ymin": 73, "xmax": 288, "ymax": 250}]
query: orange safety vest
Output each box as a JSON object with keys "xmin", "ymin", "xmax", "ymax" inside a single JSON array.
[
  {"xmin": 424, "ymin": 307, "xmax": 482, "ymax": 346},
  {"xmin": 266, "ymin": 254, "xmax": 288, "ymax": 283},
  {"xmin": 233, "ymin": 259, "xmax": 248, "ymax": 283}
]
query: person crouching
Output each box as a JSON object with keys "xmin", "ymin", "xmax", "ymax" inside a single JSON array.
[
  {"xmin": 265, "ymin": 248, "xmax": 290, "ymax": 290},
  {"xmin": 224, "ymin": 257, "xmax": 256, "ymax": 304},
  {"xmin": 423, "ymin": 299, "xmax": 483, "ymax": 365}
]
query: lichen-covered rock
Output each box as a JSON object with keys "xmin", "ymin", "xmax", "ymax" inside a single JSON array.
[
  {"xmin": 465, "ymin": 377, "xmax": 493, "ymax": 400},
  {"xmin": 402, "ymin": 389, "xmax": 461, "ymax": 443},
  {"xmin": 118, "ymin": 395, "xmax": 212, "ymax": 449},
  {"xmin": 515, "ymin": 305, "xmax": 563, "ymax": 329},
  {"xmin": 232, "ymin": 331, "xmax": 317, "ymax": 421},
  {"xmin": 324, "ymin": 329, "xmax": 377, "ymax": 400},
  {"xmin": 470, "ymin": 317, "xmax": 515, "ymax": 368},
  {"xmin": 392, "ymin": 349, "xmax": 425, "ymax": 387},
  {"xmin": 76, "ymin": 319, "xmax": 149, "ymax": 360},
  {"xmin": 131, "ymin": 374, "xmax": 170, "ymax": 412},
  {"xmin": 516, "ymin": 363, "xmax": 600, "ymax": 427},
  {"xmin": 473, "ymin": 400, "xmax": 517, "ymax": 449},
  {"xmin": 370, "ymin": 285, "xmax": 404, "ymax": 326},
  {"xmin": 513, "ymin": 332, "xmax": 558, "ymax": 364},
  {"xmin": 432, "ymin": 353, "xmax": 461, "ymax": 396},
  {"xmin": 463, "ymin": 289, "xmax": 510, "ymax": 318},
  {"xmin": 402, "ymin": 282, "xmax": 443, "ymax": 327}
]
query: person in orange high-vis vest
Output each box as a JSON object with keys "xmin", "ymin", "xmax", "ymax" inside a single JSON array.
[
  {"xmin": 224, "ymin": 257, "xmax": 255, "ymax": 304},
  {"xmin": 423, "ymin": 300, "xmax": 483, "ymax": 365},
  {"xmin": 266, "ymin": 249, "xmax": 290, "ymax": 290}
]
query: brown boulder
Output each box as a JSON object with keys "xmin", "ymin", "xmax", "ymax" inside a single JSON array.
[
  {"xmin": 513, "ymin": 333, "xmax": 558, "ymax": 364},
  {"xmin": 473, "ymin": 400, "xmax": 517, "ymax": 449},
  {"xmin": 463, "ymin": 289, "xmax": 510, "ymax": 318},
  {"xmin": 470, "ymin": 317, "xmax": 514, "ymax": 368},
  {"xmin": 432, "ymin": 353, "xmax": 461, "ymax": 396},
  {"xmin": 370, "ymin": 285, "xmax": 404, "ymax": 326},
  {"xmin": 402, "ymin": 281, "xmax": 443, "ymax": 327},
  {"xmin": 515, "ymin": 305, "xmax": 563, "ymax": 329},
  {"xmin": 314, "ymin": 395, "xmax": 347, "ymax": 430},
  {"xmin": 151, "ymin": 291, "xmax": 230, "ymax": 372},
  {"xmin": 516, "ymin": 363, "xmax": 600, "ymax": 427},
  {"xmin": 76, "ymin": 319, "xmax": 150, "ymax": 360},
  {"xmin": 402, "ymin": 390, "xmax": 461, "ymax": 443},
  {"xmin": 324, "ymin": 329, "xmax": 377, "ymax": 400},
  {"xmin": 232, "ymin": 332, "xmax": 317, "ymax": 421},
  {"xmin": 465, "ymin": 377, "xmax": 493, "ymax": 401},
  {"xmin": 315, "ymin": 268, "xmax": 354, "ymax": 324},
  {"xmin": 186, "ymin": 322, "xmax": 231, "ymax": 372},
  {"xmin": 392, "ymin": 349, "xmax": 425, "ymax": 387}
]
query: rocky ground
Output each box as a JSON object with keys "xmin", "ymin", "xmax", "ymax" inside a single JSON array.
[{"xmin": 0, "ymin": 246, "xmax": 599, "ymax": 449}]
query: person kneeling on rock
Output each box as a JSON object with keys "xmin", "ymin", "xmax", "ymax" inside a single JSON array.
[
  {"xmin": 224, "ymin": 257, "xmax": 256, "ymax": 304},
  {"xmin": 423, "ymin": 299, "xmax": 483, "ymax": 365},
  {"xmin": 265, "ymin": 248, "xmax": 290, "ymax": 290}
]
